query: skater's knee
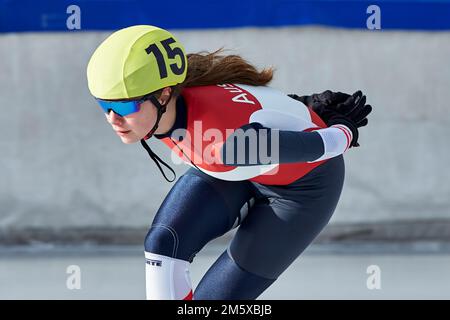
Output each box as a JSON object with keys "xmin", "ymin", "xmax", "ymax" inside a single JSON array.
[
  {"xmin": 144, "ymin": 224, "xmax": 179, "ymax": 258},
  {"xmin": 229, "ymin": 243, "xmax": 281, "ymax": 280},
  {"xmin": 194, "ymin": 250, "xmax": 275, "ymax": 300}
]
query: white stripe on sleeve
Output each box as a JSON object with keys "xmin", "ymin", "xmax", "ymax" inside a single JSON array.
[{"xmin": 307, "ymin": 125, "xmax": 353, "ymax": 163}]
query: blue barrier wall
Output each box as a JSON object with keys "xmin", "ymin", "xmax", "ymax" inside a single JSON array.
[{"xmin": 1, "ymin": 0, "xmax": 450, "ymax": 32}]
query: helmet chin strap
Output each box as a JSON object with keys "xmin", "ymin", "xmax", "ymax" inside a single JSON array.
[
  {"xmin": 143, "ymin": 94, "xmax": 170, "ymax": 140},
  {"xmin": 140, "ymin": 93, "xmax": 177, "ymax": 182}
]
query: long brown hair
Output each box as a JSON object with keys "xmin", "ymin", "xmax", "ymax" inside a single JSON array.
[
  {"xmin": 171, "ymin": 48, "xmax": 274, "ymax": 97},
  {"xmin": 108, "ymin": 49, "xmax": 274, "ymax": 101}
]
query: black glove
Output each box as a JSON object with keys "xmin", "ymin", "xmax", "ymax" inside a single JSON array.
[
  {"xmin": 288, "ymin": 90, "xmax": 350, "ymax": 111},
  {"xmin": 289, "ymin": 90, "xmax": 372, "ymax": 147},
  {"xmin": 322, "ymin": 91, "xmax": 372, "ymax": 147}
]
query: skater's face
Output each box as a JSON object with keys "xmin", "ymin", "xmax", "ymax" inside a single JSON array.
[
  {"xmin": 103, "ymin": 87, "xmax": 173, "ymax": 144},
  {"xmin": 104, "ymin": 99, "xmax": 158, "ymax": 144}
]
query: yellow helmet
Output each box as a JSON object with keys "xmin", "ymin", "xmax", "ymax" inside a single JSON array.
[{"xmin": 87, "ymin": 25, "xmax": 187, "ymax": 100}]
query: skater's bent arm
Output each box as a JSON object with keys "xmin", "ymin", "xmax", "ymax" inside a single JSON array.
[{"xmin": 220, "ymin": 122, "xmax": 352, "ymax": 166}]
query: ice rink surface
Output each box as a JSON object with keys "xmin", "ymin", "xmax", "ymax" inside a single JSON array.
[{"xmin": 1, "ymin": 241, "xmax": 449, "ymax": 300}]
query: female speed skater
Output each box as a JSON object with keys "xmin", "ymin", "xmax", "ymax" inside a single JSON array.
[{"xmin": 86, "ymin": 25, "xmax": 372, "ymax": 300}]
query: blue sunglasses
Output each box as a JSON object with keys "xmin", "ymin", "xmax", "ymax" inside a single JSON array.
[{"xmin": 96, "ymin": 98, "xmax": 146, "ymax": 117}]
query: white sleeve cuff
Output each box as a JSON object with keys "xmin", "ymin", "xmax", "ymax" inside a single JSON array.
[{"xmin": 307, "ymin": 125, "xmax": 353, "ymax": 163}]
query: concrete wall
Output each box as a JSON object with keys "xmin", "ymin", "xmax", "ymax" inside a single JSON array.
[{"xmin": 1, "ymin": 27, "xmax": 449, "ymax": 238}]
